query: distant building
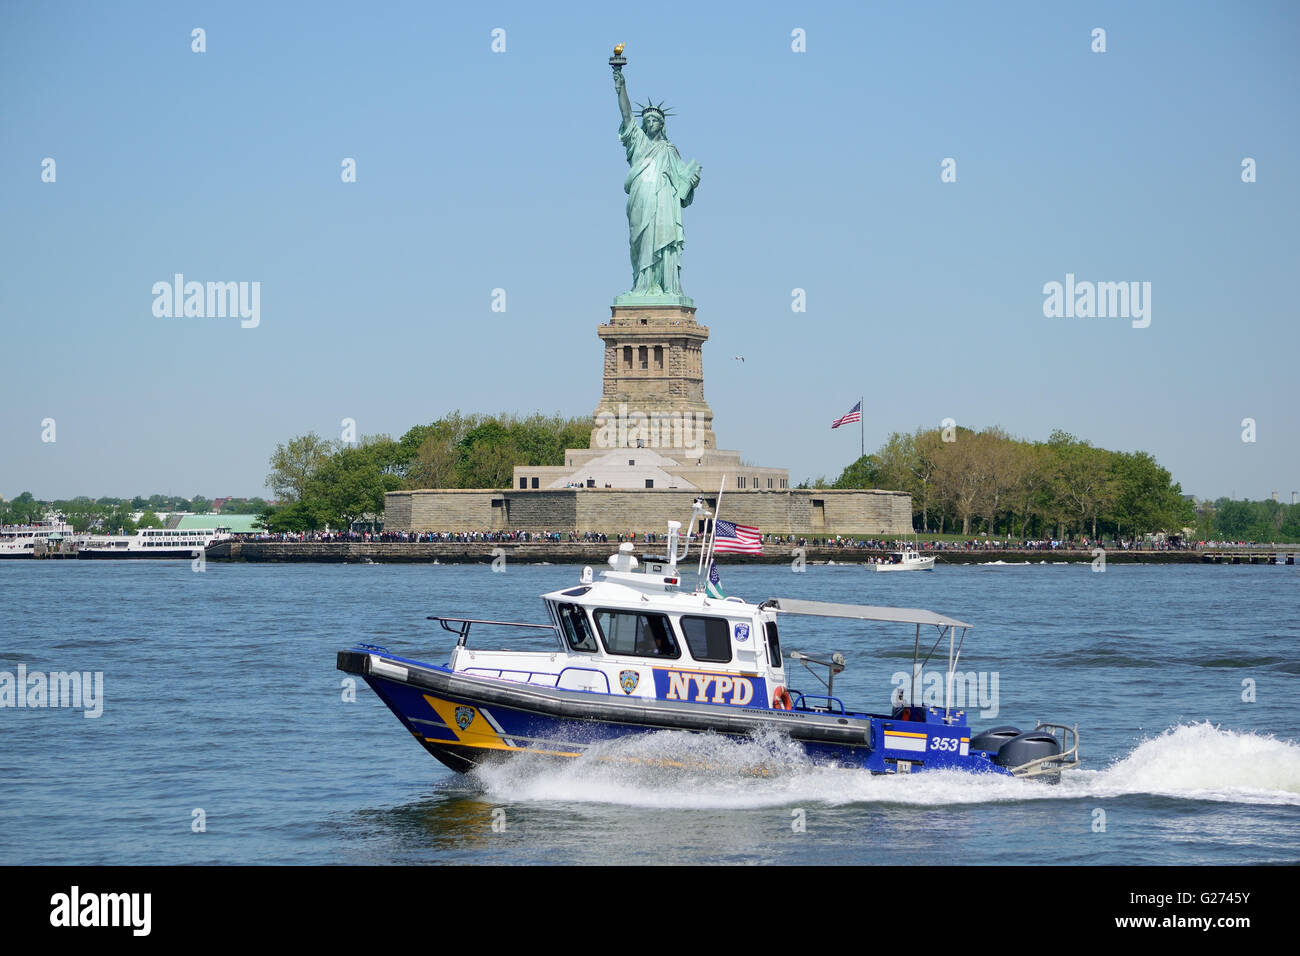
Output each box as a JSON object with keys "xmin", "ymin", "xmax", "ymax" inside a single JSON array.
[
  {"xmin": 174, "ymin": 513, "xmax": 264, "ymax": 534},
  {"xmin": 388, "ymin": 303, "xmax": 911, "ymax": 536}
]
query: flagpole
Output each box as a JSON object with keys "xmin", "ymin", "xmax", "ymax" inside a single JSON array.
[
  {"xmin": 860, "ymin": 395, "xmax": 864, "ymax": 459},
  {"xmin": 708, "ymin": 477, "xmax": 725, "ymax": 567},
  {"xmin": 704, "ymin": 477, "xmax": 725, "ymax": 589}
]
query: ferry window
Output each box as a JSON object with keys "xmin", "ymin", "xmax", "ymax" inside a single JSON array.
[
  {"xmin": 679, "ymin": 616, "xmax": 731, "ymax": 663},
  {"xmin": 764, "ymin": 621, "xmax": 782, "ymax": 669},
  {"xmin": 593, "ymin": 609, "xmax": 679, "ymax": 659},
  {"xmin": 556, "ymin": 603, "xmax": 598, "ymax": 653}
]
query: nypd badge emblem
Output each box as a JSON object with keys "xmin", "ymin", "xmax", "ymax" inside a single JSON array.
[
  {"xmin": 454, "ymin": 705, "xmax": 475, "ymax": 730},
  {"xmin": 734, "ymin": 623, "xmax": 750, "ymax": 642},
  {"xmin": 619, "ymin": 670, "xmax": 640, "ymax": 694}
]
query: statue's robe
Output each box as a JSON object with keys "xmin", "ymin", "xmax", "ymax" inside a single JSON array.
[{"xmin": 620, "ymin": 119, "xmax": 698, "ymax": 289}]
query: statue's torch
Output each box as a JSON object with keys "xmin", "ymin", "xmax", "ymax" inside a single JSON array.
[{"xmin": 609, "ymin": 43, "xmax": 626, "ymax": 73}]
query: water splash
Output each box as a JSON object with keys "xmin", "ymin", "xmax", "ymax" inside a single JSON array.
[
  {"xmin": 469, "ymin": 722, "xmax": 1300, "ymax": 809},
  {"xmin": 1083, "ymin": 722, "xmax": 1300, "ymax": 804}
]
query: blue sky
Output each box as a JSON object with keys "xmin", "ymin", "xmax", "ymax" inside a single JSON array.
[{"xmin": 2, "ymin": 0, "xmax": 1297, "ymax": 501}]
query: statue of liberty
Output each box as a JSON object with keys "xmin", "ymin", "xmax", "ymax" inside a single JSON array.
[{"xmin": 612, "ymin": 59, "xmax": 702, "ymax": 302}]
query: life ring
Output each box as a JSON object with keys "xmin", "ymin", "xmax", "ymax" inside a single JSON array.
[{"xmin": 772, "ymin": 686, "xmax": 793, "ymax": 710}]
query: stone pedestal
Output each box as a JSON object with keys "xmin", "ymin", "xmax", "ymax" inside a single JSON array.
[{"xmin": 591, "ymin": 303, "xmax": 716, "ymax": 451}]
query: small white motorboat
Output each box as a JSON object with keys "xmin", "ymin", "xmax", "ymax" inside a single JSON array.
[{"xmin": 869, "ymin": 544, "xmax": 935, "ymax": 571}]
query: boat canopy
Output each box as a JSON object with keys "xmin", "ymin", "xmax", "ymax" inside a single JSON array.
[{"xmin": 760, "ymin": 598, "xmax": 971, "ymax": 630}]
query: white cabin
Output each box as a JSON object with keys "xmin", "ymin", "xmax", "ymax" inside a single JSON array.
[{"xmin": 448, "ymin": 538, "xmax": 787, "ymax": 708}]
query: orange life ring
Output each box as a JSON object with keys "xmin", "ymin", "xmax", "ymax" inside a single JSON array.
[{"xmin": 772, "ymin": 686, "xmax": 793, "ymax": 710}]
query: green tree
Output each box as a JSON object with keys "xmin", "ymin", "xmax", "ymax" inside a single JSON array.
[
  {"xmin": 2, "ymin": 492, "xmax": 43, "ymax": 524},
  {"xmin": 833, "ymin": 454, "xmax": 887, "ymax": 490},
  {"xmin": 304, "ymin": 445, "xmax": 402, "ymax": 529},
  {"xmin": 267, "ymin": 433, "xmax": 334, "ymax": 501},
  {"xmin": 1109, "ymin": 451, "xmax": 1190, "ymax": 538},
  {"xmin": 259, "ymin": 500, "xmax": 323, "ymax": 533},
  {"xmin": 1047, "ymin": 431, "xmax": 1118, "ymax": 538},
  {"xmin": 99, "ymin": 505, "xmax": 137, "ymax": 535}
]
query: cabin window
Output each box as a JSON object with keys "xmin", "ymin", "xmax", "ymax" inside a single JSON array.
[
  {"xmin": 556, "ymin": 603, "xmax": 598, "ymax": 653},
  {"xmin": 593, "ymin": 609, "xmax": 679, "ymax": 659},
  {"xmin": 679, "ymin": 615, "xmax": 732, "ymax": 663},
  {"xmin": 764, "ymin": 620, "xmax": 782, "ymax": 669}
]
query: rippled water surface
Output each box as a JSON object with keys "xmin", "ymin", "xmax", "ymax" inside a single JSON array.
[{"xmin": 1, "ymin": 559, "xmax": 1296, "ymax": 864}]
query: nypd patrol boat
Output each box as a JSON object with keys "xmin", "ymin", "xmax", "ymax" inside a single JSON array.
[{"xmin": 338, "ymin": 500, "xmax": 1079, "ymax": 780}]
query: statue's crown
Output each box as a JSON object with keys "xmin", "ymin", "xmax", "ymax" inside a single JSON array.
[{"xmin": 637, "ymin": 100, "xmax": 674, "ymax": 120}]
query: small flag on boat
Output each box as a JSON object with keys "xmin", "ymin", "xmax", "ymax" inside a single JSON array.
[
  {"xmin": 713, "ymin": 519, "xmax": 762, "ymax": 554},
  {"xmin": 832, "ymin": 400, "xmax": 862, "ymax": 429},
  {"xmin": 706, "ymin": 561, "xmax": 725, "ymax": 598}
]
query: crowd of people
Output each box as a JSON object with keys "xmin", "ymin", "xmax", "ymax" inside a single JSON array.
[{"xmin": 234, "ymin": 529, "xmax": 1194, "ymax": 551}]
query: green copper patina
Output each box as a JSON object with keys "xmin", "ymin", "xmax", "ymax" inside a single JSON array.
[{"xmin": 612, "ymin": 56, "xmax": 702, "ymax": 307}]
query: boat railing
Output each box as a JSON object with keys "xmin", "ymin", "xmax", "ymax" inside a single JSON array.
[
  {"xmin": 1008, "ymin": 722, "xmax": 1080, "ymax": 779},
  {"xmin": 427, "ymin": 616, "xmax": 560, "ymax": 648},
  {"xmin": 792, "ymin": 693, "xmax": 846, "ymax": 715}
]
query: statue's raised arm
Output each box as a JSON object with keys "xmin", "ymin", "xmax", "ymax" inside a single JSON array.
[{"xmin": 614, "ymin": 68, "xmax": 632, "ymax": 128}]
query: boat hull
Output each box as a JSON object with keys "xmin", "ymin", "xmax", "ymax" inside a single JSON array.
[
  {"xmin": 339, "ymin": 647, "xmax": 1011, "ymax": 777},
  {"xmin": 870, "ymin": 559, "xmax": 935, "ymax": 571},
  {"xmin": 77, "ymin": 549, "xmax": 207, "ymax": 559}
]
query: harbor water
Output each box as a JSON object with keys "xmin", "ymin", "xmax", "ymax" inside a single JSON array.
[{"xmin": 1, "ymin": 559, "xmax": 1297, "ymax": 865}]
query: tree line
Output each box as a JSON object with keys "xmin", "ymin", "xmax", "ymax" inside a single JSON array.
[
  {"xmin": 830, "ymin": 426, "xmax": 1198, "ymax": 540},
  {"xmin": 1197, "ymin": 497, "xmax": 1300, "ymax": 542},
  {"xmin": 261, "ymin": 411, "xmax": 591, "ymax": 531},
  {"xmin": 0, "ymin": 492, "xmax": 270, "ymax": 534}
]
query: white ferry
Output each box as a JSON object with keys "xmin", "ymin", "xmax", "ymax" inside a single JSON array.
[
  {"xmin": 0, "ymin": 518, "xmax": 77, "ymax": 558},
  {"xmin": 339, "ymin": 498, "xmax": 1079, "ymax": 780},
  {"xmin": 77, "ymin": 527, "xmax": 233, "ymax": 559}
]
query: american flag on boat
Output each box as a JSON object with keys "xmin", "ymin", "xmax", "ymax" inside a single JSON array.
[
  {"xmin": 713, "ymin": 520, "xmax": 762, "ymax": 554},
  {"xmin": 832, "ymin": 400, "xmax": 861, "ymax": 429}
]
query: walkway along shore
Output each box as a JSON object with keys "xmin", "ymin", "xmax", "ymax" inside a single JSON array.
[{"xmin": 202, "ymin": 541, "xmax": 1299, "ymax": 565}]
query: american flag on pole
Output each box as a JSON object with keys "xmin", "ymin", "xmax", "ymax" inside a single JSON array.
[
  {"xmin": 832, "ymin": 400, "xmax": 862, "ymax": 429},
  {"xmin": 713, "ymin": 519, "xmax": 762, "ymax": 554}
]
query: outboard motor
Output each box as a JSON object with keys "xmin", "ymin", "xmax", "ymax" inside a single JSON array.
[
  {"xmin": 969, "ymin": 726, "xmax": 1023, "ymax": 755},
  {"xmin": 993, "ymin": 729, "xmax": 1064, "ymax": 776}
]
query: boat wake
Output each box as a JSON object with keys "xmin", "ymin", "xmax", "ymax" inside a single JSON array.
[{"xmin": 468, "ymin": 722, "xmax": 1300, "ymax": 809}]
